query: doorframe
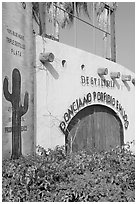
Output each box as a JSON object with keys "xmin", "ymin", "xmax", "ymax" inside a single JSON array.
[{"xmin": 65, "ymin": 104, "xmax": 124, "ymax": 153}]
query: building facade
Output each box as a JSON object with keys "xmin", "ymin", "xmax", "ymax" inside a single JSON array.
[
  {"xmin": 2, "ymin": 2, "xmax": 135, "ymax": 159},
  {"xmin": 36, "ymin": 36, "xmax": 135, "ymax": 153}
]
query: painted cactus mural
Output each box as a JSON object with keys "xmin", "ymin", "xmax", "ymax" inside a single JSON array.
[{"xmin": 3, "ymin": 68, "xmax": 29, "ymax": 159}]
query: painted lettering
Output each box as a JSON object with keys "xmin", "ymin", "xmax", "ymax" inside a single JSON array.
[
  {"xmin": 90, "ymin": 77, "xmax": 94, "ymax": 86},
  {"xmin": 5, "ymin": 125, "xmax": 27, "ymax": 133},
  {"xmin": 59, "ymin": 121, "xmax": 66, "ymax": 134},
  {"xmin": 94, "ymin": 78, "xmax": 97, "ymax": 86},
  {"xmin": 81, "ymin": 75, "xmax": 115, "ymax": 88},
  {"xmin": 93, "ymin": 91, "xmax": 96, "ymax": 101},
  {"xmin": 87, "ymin": 93, "xmax": 92, "ymax": 103},
  {"xmin": 7, "ymin": 28, "xmax": 25, "ymax": 41},
  {"xmin": 72, "ymin": 102, "xmax": 77, "ymax": 112},
  {"xmin": 81, "ymin": 76, "xmax": 85, "ymax": 86},
  {"xmin": 78, "ymin": 98, "xmax": 83, "ymax": 109},
  {"xmin": 64, "ymin": 113, "xmax": 69, "ymax": 123},
  {"xmin": 86, "ymin": 76, "xmax": 89, "ymax": 85},
  {"xmin": 60, "ymin": 91, "xmax": 129, "ymax": 133},
  {"xmin": 6, "ymin": 37, "xmax": 25, "ymax": 50},
  {"xmin": 82, "ymin": 96, "xmax": 88, "ymax": 107},
  {"xmin": 11, "ymin": 48, "xmax": 22, "ymax": 56},
  {"xmin": 124, "ymin": 121, "xmax": 129, "ymax": 129}
]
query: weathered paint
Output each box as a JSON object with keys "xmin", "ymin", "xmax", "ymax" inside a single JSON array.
[
  {"xmin": 67, "ymin": 105, "xmax": 124, "ymax": 153},
  {"xmin": 2, "ymin": 2, "xmax": 35, "ymax": 159},
  {"xmin": 36, "ymin": 36, "xmax": 135, "ymax": 152}
]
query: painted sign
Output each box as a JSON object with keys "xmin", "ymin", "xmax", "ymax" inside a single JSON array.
[
  {"xmin": 81, "ymin": 75, "xmax": 115, "ymax": 88},
  {"xmin": 2, "ymin": 2, "xmax": 34, "ymax": 159},
  {"xmin": 59, "ymin": 91, "xmax": 129, "ymax": 135}
]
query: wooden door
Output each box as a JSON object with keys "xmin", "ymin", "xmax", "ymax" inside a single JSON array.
[{"xmin": 68, "ymin": 105, "xmax": 123, "ymax": 153}]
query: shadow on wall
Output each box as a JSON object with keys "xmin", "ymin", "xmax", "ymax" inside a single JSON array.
[{"xmin": 42, "ymin": 61, "xmax": 59, "ymax": 80}]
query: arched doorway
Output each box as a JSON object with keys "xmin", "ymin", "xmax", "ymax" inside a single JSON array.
[{"xmin": 65, "ymin": 105, "xmax": 124, "ymax": 153}]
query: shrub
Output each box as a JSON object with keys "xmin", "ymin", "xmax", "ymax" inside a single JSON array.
[{"xmin": 2, "ymin": 144, "xmax": 135, "ymax": 202}]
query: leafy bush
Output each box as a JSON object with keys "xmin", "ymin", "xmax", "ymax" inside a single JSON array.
[{"xmin": 2, "ymin": 144, "xmax": 135, "ymax": 202}]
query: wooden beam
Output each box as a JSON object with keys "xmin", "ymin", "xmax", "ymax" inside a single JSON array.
[
  {"xmin": 110, "ymin": 9, "xmax": 116, "ymax": 62},
  {"xmin": 104, "ymin": 3, "xmax": 116, "ymax": 62},
  {"xmin": 39, "ymin": 2, "xmax": 46, "ymax": 35}
]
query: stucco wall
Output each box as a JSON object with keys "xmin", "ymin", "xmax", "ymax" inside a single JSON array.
[
  {"xmin": 2, "ymin": 2, "xmax": 35, "ymax": 159},
  {"xmin": 36, "ymin": 35, "xmax": 135, "ymax": 152}
]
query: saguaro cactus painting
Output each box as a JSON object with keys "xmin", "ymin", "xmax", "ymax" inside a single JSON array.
[{"xmin": 3, "ymin": 68, "xmax": 29, "ymax": 159}]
